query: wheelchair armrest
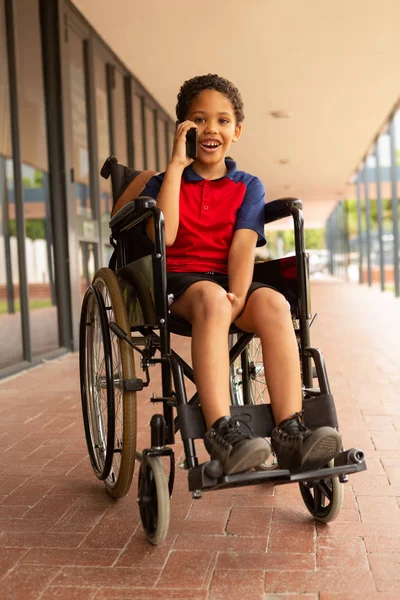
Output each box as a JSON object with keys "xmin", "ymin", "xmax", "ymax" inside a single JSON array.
[
  {"xmin": 109, "ymin": 196, "xmax": 156, "ymax": 231},
  {"xmin": 264, "ymin": 197, "xmax": 303, "ymax": 224}
]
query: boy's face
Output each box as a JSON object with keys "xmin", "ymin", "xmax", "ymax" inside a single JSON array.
[{"xmin": 187, "ymin": 89, "xmax": 242, "ymax": 167}]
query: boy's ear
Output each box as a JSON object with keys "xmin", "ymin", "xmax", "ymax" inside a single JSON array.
[{"xmin": 232, "ymin": 123, "xmax": 243, "ymax": 143}]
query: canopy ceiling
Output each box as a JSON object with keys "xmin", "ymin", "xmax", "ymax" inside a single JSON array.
[{"xmin": 73, "ymin": 0, "xmax": 400, "ymax": 228}]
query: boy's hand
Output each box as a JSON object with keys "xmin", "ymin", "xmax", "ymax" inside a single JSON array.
[
  {"xmin": 226, "ymin": 292, "xmax": 246, "ymax": 323},
  {"xmin": 171, "ymin": 121, "xmax": 197, "ymax": 169}
]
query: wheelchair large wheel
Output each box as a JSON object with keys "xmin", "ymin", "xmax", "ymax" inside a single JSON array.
[
  {"xmin": 91, "ymin": 267, "xmax": 136, "ymax": 498},
  {"xmin": 80, "ymin": 285, "xmax": 115, "ymax": 481},
  {"xmin": 230, "ymin": 336, "xmax": 277, "ymax": 470},
  {"xmin": 138, "ymin": 457, "xmax": 170, "ymax": 546},
  {"xmin": 299, "ymin": 461, "xmax": 344, "ymax": 523},
  {"xmin": 230, "ymin": 336, "xmax": 269, "ymax": 406}
]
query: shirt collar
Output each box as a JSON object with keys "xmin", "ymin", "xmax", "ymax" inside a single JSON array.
[{"xmin": 183, "ymin": 158, "xmax": 237, "ymax": 182}]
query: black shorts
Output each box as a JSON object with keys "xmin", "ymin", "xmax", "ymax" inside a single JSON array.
[{"xmin": 166, "ymin": 271, "xmax": 277, "ymax": 306}]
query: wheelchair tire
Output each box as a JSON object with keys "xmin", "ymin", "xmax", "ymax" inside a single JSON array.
[
  {"xmin": 80, "ymin": 285, "xmax": 115, "ymax": 481},
  {"xmin": 92, "ymin": 267, "xmax": 137, "ymax": 499},
  {"xmin": 138, "ymin": 456, "xmax": 170, "ymax": 546},
  {"xmin": 298, "ymin": 460, "xmax": 344, "ymax": 523}
]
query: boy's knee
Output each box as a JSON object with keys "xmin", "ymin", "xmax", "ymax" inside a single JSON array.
[
  {"xmin": 192, "ymin": 283, "xmax": 230, "ymax": 321},
  {"xmin": 253, "ymin": 288, "xmax": 291, "ymax": 318}
]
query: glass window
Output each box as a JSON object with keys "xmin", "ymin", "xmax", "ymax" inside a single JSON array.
[
  {"xmin": 132, "ymin": 94, "xmax": 144, "ymax": 170},
  {"xmin": 95, "ymin": 56, "xmax": 112, "ymax": 220},
  {"xmin": 113, "ymin": 70, "xmax": 128, "ymax": 166},
  {"xmin": 144, "ymin": 105, "xmax": 157, "ymax": 171},
  {"xmin": 69, "ymin": 28, "xmax": 92, "ymax": 218},
  {"xmin": 15, "ymin": 0, "xmax": 59, "ymax": 360},
  {"xmin": 157, "ymin": 117, "xmax": 167, "ymax": 171},
  {"xmin": 0, "ymin": 0, "xmax": 23, "ymax": 368},
  {"xmin": 80, "ymin": 242, "xmax": 97, "ymax": 289}
]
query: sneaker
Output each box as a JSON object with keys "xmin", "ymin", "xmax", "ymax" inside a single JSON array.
[
  {"xmin": 271, "ymin": 411, "xmax": 341, "ymax": 472},
  {"xmin": 204, "ymin": 416, "xmax": 271, "ymax": 475}
]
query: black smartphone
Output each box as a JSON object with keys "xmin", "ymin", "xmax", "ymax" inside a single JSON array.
[{"xmin": 176, "ymin": 121, "xmax": 198, "ymax": 160}]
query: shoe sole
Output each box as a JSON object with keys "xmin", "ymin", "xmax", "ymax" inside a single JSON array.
[
  {"xmin": 301, "ymin": 427, "xmax": 342, "ymax": 471},
  {"xmin": 225, "ymin": 440, "xmax": 272, "ymax": 475}
]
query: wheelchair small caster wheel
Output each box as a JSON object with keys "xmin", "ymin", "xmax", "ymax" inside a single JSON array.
[
  {"xmin": 299, "ymin": 460, "xmax": 344, "ymax": 523},
  {"xmin": 204, "ymin": 460, "xmax": 223, "ymax": 479},
  {"xmin": 138, "ymin": 456, "xmax": 170, "ymax": 545}
]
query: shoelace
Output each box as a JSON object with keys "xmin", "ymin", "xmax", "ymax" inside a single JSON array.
[
  {"xmin": 278, "ymin": 410, "xmax": 308, "ymax": 441},
  {"xmin": 214, "ymin": 414, "xmax": 254, "ymax": 449}
]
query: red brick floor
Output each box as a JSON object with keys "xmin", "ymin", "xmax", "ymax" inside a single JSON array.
[{"xmin": 0, "ymin": 278, "xmax": 400, "ymax": 599}]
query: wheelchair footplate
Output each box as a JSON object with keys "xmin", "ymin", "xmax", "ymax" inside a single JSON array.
[{"xmin": 188, "ymin": 447, "xmax": 366, "ymax": 492}]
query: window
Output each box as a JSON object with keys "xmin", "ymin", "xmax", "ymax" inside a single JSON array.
[{"xmin": 15, "ymin": 0, "xmax": 59, "ymax": 359}]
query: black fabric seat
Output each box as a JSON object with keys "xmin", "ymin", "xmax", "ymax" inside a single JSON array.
[{"xmin": 169, "ymin": 313, "xmax": 244, "ymax": 338}]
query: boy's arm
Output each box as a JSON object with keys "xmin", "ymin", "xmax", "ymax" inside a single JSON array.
[
  {"xmin": 146, "ymin": 121, "xmax": 196, "ymax": 246},
  {"xmin": 227, "ymin": 228, "xmax": 258, "ymax": 322}
]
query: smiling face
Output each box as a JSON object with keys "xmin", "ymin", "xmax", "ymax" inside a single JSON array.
[{"xmin": 187, "ymin": 89, "xmax": 242, "ymax": 176}]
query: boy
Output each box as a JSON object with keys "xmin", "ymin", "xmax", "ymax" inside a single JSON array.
[{"xmin": 144, "ymin": 74, "xmax": 341, "ymax": 475}]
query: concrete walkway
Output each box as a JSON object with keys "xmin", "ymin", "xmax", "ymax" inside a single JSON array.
[{"xmin": 0, "ymin": 278, "xmax": 399, "ymax": 599}]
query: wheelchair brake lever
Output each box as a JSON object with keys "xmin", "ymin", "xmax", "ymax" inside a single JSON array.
[{"xmin": 109, "ymin": 322, "xmax": 145, "ymax": 355}]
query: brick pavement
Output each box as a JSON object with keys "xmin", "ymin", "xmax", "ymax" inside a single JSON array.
[{"xmin": 0, "ymin": 278, "xmax": 399, "ymax": 599}]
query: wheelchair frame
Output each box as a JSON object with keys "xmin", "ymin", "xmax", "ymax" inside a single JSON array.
[{"xmin": 79, "ymin": 156, "xmax": 366, "ymax": 544}]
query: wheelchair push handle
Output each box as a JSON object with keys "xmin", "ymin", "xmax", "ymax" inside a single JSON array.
[{"xmin": 264, "ymin": 197, "xmax": 303, "ymax": 224}]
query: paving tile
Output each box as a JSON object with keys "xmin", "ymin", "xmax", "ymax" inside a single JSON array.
[
  {"xmin": 320, "ymin": 594, "xmax": 398, "ymax": 600},
  {"xmin": 216, "ymin": 551, "xmax": 315, "ymax": 570},
  {"xmin": 368, "ymin": 552, "xmax": 400, "ymax": 580},
  {"xmin": 41, "ymin": 588, "xmax": 98, "ymax": 600},
  {"xmin": 264, "ymin": 569, "xmax": 376, "ymax": 594},
  {"xmin": 1, "ymin": 481, "xmax": 54, "ymax": 505},
  {"xmin": 20, "ymin": 547, "xmax": 120, "ymax": 567},
  {"xmin": 316, "ymin": 536, "xmax": 369, "ymax": 569},
  {"xmin": 52, "ymin": 566, "xmax": 161, "ymax": 588},
  {"xmin": 268, "ymin": 521, "xmax": 315, "ymax": 553},
  {"xmin": 156, "ymin": 549, "xmax": 215, "ymax": 589},
  {"xmin": 226, "ymin": 506, "xmax": 272, "ymax": 536},
  {"xmin": 95, "ymin": 589, "xmax": 208, "ymax": 599},
  {"xmin": 173, "ymin": 533, "xmax": 268, "ymax": 552},
  {"xmin": 115, "ymin": 530, "xmax": 176, "ymax": 568},
  {"xmin": 209, "ymin": 569, "xmax": 265, "ymax": 600},
  {"xmin": 0, "ymin": 532, "xmax": 85, "ymax": 548},
  {"xmin": 357, "ymin": 495, "xmax": 400, "ymax": 523},
  {"xmin": 364, "ymin": 536, "xmax": 400, "ymax": 552},
  {"xmin": 0, "ymin": 565, "xmax": 61, "ymax": 599},
  {"xmin": 265, "ymin": 595, "xmax": 318, "ymax": 600}
]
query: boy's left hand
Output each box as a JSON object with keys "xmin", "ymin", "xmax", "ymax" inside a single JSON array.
[{"xmin": 226, "ymin": 292, "xmax": 246, "ymax": 323}]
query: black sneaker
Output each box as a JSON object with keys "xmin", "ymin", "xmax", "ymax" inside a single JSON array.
[
  {"xmin": 271, "ymin": 411, "xmax": 341, "ymax": 472},
  {"xmin": 204, "ymin": 416, "xmax": 271, "ymax": 475}
]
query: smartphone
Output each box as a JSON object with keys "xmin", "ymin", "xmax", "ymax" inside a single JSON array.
[{"xmin": 176, "ymin": 121, "xmax": 198, "ymax": 160}]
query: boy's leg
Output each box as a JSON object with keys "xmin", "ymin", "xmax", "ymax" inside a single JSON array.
[
  {"xmin": 234, "ymin": 287, "xmax": 302, "ymax": 425},
  {"xmin": 235, "ymin": 287, "xmax": 341, "ymax": 471},
  {"xmin": 171, "ymin": 280, "xmax": 271, "ymax": 474},
  {"xmin": 170, "ymin": 280, "xmax": 232, "ymax": 427}
]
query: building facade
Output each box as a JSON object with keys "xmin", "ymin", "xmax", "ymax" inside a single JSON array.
[{"xmin": 0, "ymin": 0, "xmax": 174, "ymax": 376}]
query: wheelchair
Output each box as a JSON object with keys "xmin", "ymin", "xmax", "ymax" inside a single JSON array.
[{"xmin": 79, "ymin": 156, "xmax": 366, "ymax": 545}]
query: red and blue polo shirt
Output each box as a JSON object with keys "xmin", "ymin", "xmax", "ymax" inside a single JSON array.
[{"xmin": 143, "ymin": 158, "xmax": 266, "ymax": 274}]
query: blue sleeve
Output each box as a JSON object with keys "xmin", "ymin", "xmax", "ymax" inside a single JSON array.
[
  {"xmin": 235, "ymin": 177, "xmax": 266, "ymax": 247},
  {"xmin": 142, "ymin": 172, "xmax": 165, "ymax": 200}
]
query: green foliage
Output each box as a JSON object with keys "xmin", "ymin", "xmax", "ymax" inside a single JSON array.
[
  {"xmin": 25, "ymin": 219, "xmax": 45, "ymax": 240},
  {"xmin": 305, "ymin": 229, "xmax": 325, "ymax": 249},
  {"xmin": 6, "ymin": 218, "xmax": 45, "ymax": 240},
  {"xmin": 346, "ymin": 197, "xmax": 394, "ymax": 237}
]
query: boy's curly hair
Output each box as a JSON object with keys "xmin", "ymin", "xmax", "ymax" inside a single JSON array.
[{"xmin": 176, "ymin": 74, "xmax": 244, "ymax": 123}]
